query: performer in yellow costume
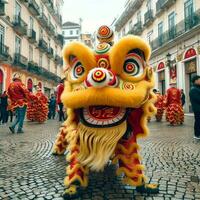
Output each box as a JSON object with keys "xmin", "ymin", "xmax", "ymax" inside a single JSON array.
[{"xmin": 53, "ymin": 26, "xmax": 159, "ymax": 199}]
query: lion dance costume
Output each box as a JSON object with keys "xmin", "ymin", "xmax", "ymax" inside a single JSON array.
[
  {"xmin": 155, "ymin": 92, "xmax": 165, "ymax": 122},
  {"xmin": 27, "ymin": 86, "xmax": 48, "ymax": 123},
  {"xmin": 53, "ymin": 26, "xmax": 159, "ymax": 199},
  {"xmin": 166, "ymin": 86, "xmax": 184, "ymax": 125}
]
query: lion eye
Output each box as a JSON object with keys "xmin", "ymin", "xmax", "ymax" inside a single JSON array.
[
  {"xmin": 123, "ymin": 53, "xmax": 144, "ymax": 77},
  {"xmin": 70, "ymin": 59, "xmax": 85, "ymax": 80}
]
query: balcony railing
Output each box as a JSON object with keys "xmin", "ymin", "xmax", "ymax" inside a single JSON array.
[
  {"xmin": 27, "ymin": 0, "xmax": 40, "ymax": 16},
  {"xmin": 0, "ymin": 1, "xmax": 6, "ymax": 16},
  {"xmin": 38, "ymin": 39, "xmax": 48, "ymax": 52},
  {"xmin": 150, "ymin": 10, "xmax": 200, "ymax": 51},
  {"xmin": 115, "ymin": 0, "xmax": 144, "ymax": 31},
  {"xmin": 144, "ymin": 9, "xmax": 154, "ymax": 27},
  {"xmin": 13, "ymin": 15, "xmax": 28, "ymax": 36},
  {"xmin": 14, "ymin": 53, "xmax": 28, "ymax": 69},
  {"xmin": 128, "ymin": 21, "xmax": 143, "ymax": 35},
  {"xmin": 0, "ymin": 43, "xmax": 9, "ymax": 61},
  {"xmin": 156, "ymin": 0, "xmax": 176, "ymax": 16},
  {"xmin": 27, "ymin": 29, "xmax": 36, "ymax": 43},
  {"xmin": 37, "ymin": 12, "xmax": 48, "ymax": 27},
  {"xmin": 47, "ymin": 47, "xmax": 54, "ymax": 58}
]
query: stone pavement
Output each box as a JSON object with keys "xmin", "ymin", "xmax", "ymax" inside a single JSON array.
[{"xmin": 0, "ymin": 116, "xmax": 200, "ymax": 200}]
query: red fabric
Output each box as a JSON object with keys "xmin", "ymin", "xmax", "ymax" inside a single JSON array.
[
  {"xmin": 8, "ymin": 80, "xmax": 31, "ymax": 110},
  {"xmin": 56, "ymin": 83, "xmax": 64, "ymax": 104},
  {"xmin": 166, "ymin": 87, "xmax": 181, "ymax": 106}
]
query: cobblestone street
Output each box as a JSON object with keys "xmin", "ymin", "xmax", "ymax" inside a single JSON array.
[{"xmin": 0, "ymin": 116, "xmax": 200, "ymax": 200}]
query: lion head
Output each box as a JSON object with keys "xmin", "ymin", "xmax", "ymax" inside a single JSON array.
[{"xmin": 62, "ymin": 26, "xmax": 156, "ymax": 171}]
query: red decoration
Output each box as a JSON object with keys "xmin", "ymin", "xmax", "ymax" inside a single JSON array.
[
  {"xmin": 184, "ymin": 48, "xmax": 197, "ymax": 59},
  {"xmin": 157, "ymin": 62, "xmax": 165, "ymax": 71},
  {"xmin": 169, "ymin": 65, "xmax": 177, "ymax": 84},
  {"xmin": 38, "ymin": 82, "xmax": 42, "ymax": 89}
]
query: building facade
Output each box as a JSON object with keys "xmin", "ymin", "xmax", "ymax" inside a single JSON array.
[
  {"xmin": 114, "ymin": 0, "xmax": 200, "ymax": 112},
  {"xmin": 0, "ymin": 0, "xmax": 64, "ymax": 97},
  {"xmin": 62, "ymin": 21, "xmax": 81, "ymax": 45}
]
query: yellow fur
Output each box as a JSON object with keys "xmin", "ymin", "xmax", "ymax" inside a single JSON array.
[{"xmin": 109, "ymin": 35, "xmax": 151, "ymax": 75}]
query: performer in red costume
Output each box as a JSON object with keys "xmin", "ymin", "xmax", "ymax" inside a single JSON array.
[
  {"xmin": 27, "ymin": 93, "xmax": 38, "ymax": 122},
  {"xmin": 35, "ymin": 86, "xmax": 49, "ymax": 123},
  {"xmin": 165, "ymin": 84, "xmax": 184, "ymax": 125},
  {"xmin": 8, "ymin": 73, "xmax": 32, "ymax": 133},
  {"xmin": 155, "ymin": 91, "xmax": 165, "ymax": 122}
]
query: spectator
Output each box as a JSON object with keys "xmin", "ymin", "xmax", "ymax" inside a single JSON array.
[
  {"xmin": 189, "ymin": 75, "xmax": 200, "ymax": 140},
  {"xmin": 48, "ymin": 94, "xmax": 56, "ymax": 119},
  {"xmin": 8, "ymin": 73, "xmax": 32, "ymax": 133},
  {"xmin": 56, "ymin": 78, "xmax": 65, "ymax": 121},
  {"xmin": 181, "ymin": 89, "xmax": 186, "ymax": 107},
  {"xmin": 0, "ymin": 91, "xmax": 8, "ymax": 125}
]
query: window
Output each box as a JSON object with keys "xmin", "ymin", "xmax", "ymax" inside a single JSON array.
[
  {"xmin": 122, "ymin": 28, "xmax": 125, "ymax": 36},
  {"xmin": 39, "ymin": 52, "xmax": 43, "ymax": 67},
  {"xmin": 39, "ymin": 28, "xmax": 43, "ymax": 39},
  {"xmin": 29, "ymin": 16, "xmax": 34, "ymax": 30},
  {"xmin": 29, "ymin": 45, "xmax": 33, "ymax": 61},
  {"xmin": 168, "ymin": 12, "xmax": 176, "ymax": 39},
  {"xmin": 55, "ymin": 25, "xmax": 57, "ymax": 35},
  {"xmin": 76, "ymin": 30, "xmax": 79, "ymax": 35},
  {"xmin": 48, "ymin": 58, "xmax": 50, "ymax": 71},
  {"xmin": 147, "ymin": 30, "xmax": 153, "ymax": 43},
  {"xmin": 0, "ymin": 25, "xmax": 5, "ymax": 45},
  {"xmin": 48, "ymin": 14, "xmax": 51, "ymax": 25},
  {"xmin": 184, "ymin": 0, "xmax": 194, "ymax": 30},
  {"xmin": 158, "ymin": 22, "xmax": 163, "ymax": 45},
  {"xmin": 55, "ymin": 65, "xmax": 57, "ymax": 74},
  {"xmin": 48, "ymin": 37, "xmax": 50, "ymax": 49},
  {"xmin": 15, "ymin": 1, "xmax": 21, "ymax": 17},
  {"xmin": 15, "ymin": 36, "xmax": 21, "ymax": 54},
  {"xmin": 129, "ymin": 20, "xmax": 132, "ymax": 30},
  {"xmin": 147, "ymin": 0, "xmax": 152, "ymax": 10},
  {"xmin": 70, "ymin": 30, "xmax": 73, "ymax": 35},
  {"xmin": 137, "ymin": 11, "xmax": 141, "ymax": 23}
]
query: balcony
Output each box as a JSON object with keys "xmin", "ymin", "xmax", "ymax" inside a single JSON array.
[
  {"xmin": 14, "ymin": 53, "xmax": 28, "ymax": 70},
  {"xmin": 150, "ymin": 9, "xmax": 200, "ymax": 51},
  {"xmin": 13, "ymin": 15, "xmax": 28, "ymax": 36},
  {"xmin": 37, "ymin": 12, "xmax": 48, "ymax": 28},
  {"xmin": 115, "ymin": 0, "xmax": 144, "ymax": 31},
  {"xmin": 54, "ymin": 55, "xmax": 62, "ymax": 65},
  {"xmin": 144, "ymin": 10, "xmax": 154, "ymax": 27},
  {"xmin": 0, "ymin": 43, "xmax": 9, "ymax": 61},
  {"xmin": 47, "ymin": 47, "xmax": 54, "ymax": 58},
  {"xmin": 46, "ymin": 21, "xmax": 55, "ymax": 36},
  {"xmin": 156, "ymin": 0, "xmax": 176, "ymax": 16},
  {"xmin": 38, "ymin": 39, "xmax": 48, "ymax": 53},
  {"xmin": 55, "ymin": 34, "xmax": 64, "ymax": 46},
  {"xmin": 0, "ymin": 1, "xmax": 7, "ymax": 16},
  {"xmin": 27, "ymin": 0, "xmax": 40, "ymax": 16},
  {"xmin": 54, "ymin": 13, "xmax": 62, "ymax": 26},
  {"xmin": 27, "ymin": 29, "xmax": 36, "ymax": 43},
  {"xmin": 128, "ymin": 21, "xmax": 143, "ymax": 35}
]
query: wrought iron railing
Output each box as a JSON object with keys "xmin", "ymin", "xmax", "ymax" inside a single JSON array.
[{"xmin": 0, "ymin": 43, "xmax": 9, "ymax": 58}]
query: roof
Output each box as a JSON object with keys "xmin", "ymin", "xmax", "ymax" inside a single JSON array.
[{"xmin": 63, "ymin": 21, "xmax": 80, "ymax": 27}]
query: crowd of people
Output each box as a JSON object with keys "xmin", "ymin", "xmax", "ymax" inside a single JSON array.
[{"xmin": 0, "ymin": 73, "xmax": 65, "ymax": 133}]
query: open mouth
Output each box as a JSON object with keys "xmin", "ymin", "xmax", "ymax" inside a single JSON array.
[{"xmin": 79, "ymin": 106, "xmax": 128, "ymax": 128}]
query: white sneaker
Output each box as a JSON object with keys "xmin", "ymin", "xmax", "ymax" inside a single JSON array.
[{"xmin": 193, "ymin": 136, "xmax": 200, "ymax": 140}]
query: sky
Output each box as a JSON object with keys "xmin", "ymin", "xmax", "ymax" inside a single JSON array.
[{"xmin": 62, "ymin": 0, "xmax": 125, "ymax": 33}]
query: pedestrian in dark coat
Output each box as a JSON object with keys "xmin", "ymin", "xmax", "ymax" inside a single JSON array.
[
  {"xmin": 48, "ymin": 94, "xmax": 56, "ymax": 119},
  {"xmin": 189, "ymin": 75, "xmax": 200, "ymax": 139},
  {"xmin": 0, "ymin": 91, "xmax": 8, "ymax": 124},
  {"xmin": 181, "ymin": 89, "xmax": 185, "ymax": 107}
]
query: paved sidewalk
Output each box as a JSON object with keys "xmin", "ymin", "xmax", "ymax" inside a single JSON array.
[{"xmin": 0, "ymin": 116, "xmax": 199, "ymax": 200}]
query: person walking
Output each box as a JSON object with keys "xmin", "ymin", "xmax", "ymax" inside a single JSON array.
[
  {"xmin": 48, "ymin": 94, "xmax": 56, "ymax": 119},
  {"xmin": 0, "ymin": 91, "xmax": 8, "ymax": 125},
  {"xmin": 56, "ymin": 79, "xmax": 65, "ymax": 121},
  {"xmin": 189, "ymin": 75, "xmax": 200, "ymax": 140},
  {"xmin": 8, "ymin": 73, "xmax": 32, "ymax": 133},
  {"xmin": 181, "ymin": 89, "xmax": 186, "ymax": 107}
]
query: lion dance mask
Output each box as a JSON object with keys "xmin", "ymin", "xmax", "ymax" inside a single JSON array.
[{"xmin": 53, "ymin": 26, "xmax": 159, "ymax": 199}]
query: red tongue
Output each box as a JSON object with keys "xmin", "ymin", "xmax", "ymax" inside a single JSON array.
[{"xmin": 88, "ymin": 106, "xmax": 121, "ymax": 120}]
